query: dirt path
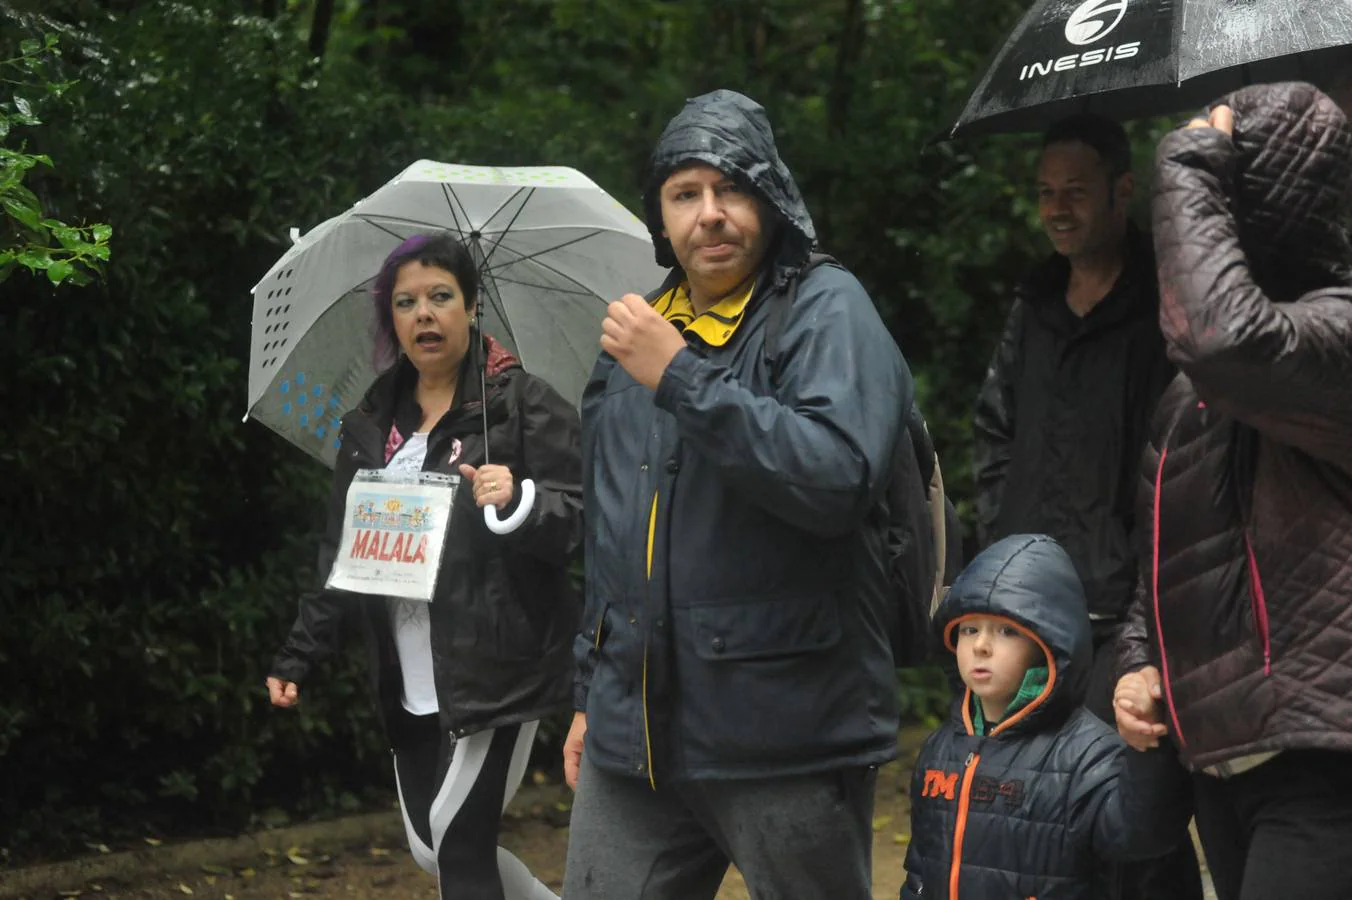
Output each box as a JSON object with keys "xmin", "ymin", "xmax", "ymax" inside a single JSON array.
[{"xmin": 31, "ymin": 727, "xmax": 1213, "ymax": 899}]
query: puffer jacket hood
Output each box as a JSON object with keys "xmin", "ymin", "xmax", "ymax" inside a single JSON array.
[
  {"xmin": 936, "ymin": 534, "xmax": 1092, "ymax": 733},
  {"xmin": 1215, "ymin": 81, "xmax": 1352, "ymax": 296},
  {"xmin": 641, "ymin": 89, "xmax": 815, "ymax": 283}
]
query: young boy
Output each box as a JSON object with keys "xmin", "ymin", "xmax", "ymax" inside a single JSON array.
[{"xmin": 901, "ymin": 534, "xmax": 1191, "ymax": 900}]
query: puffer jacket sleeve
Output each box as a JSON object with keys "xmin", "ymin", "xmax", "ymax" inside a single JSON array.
[
  {"xmin": 1153, "ymin": 126, "xmax": 1352, "ymax": 468},
  {"xmin": 1070, "ymin": 728, "xmax": 1192, "ymax": 862},
  {"xmin": 574, "ymin": 351, "xmax": 618, "ymax": 710},
  {"xmin": 1117, "ymin": 580, "xmax": 1154, "ymax": 678},
  {"xmin": 973, "ymin": 300, "xmax": 1023, "ymax": 547},
  {"xmin": 496, "ymin": 373, "xmax": 582, "ymax": 566},
  {"xmin": 269, "ymin": 426, "xmax": 361, "ymax": 684},
  {"xmin": 652, "ymin": 265, "xmax": 910, "ymax": 537}
]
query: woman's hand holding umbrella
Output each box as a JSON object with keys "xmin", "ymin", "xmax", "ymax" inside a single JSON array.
[{"xmin": 459, "ymin": 463, "xmax": 515, "ymax": 510}]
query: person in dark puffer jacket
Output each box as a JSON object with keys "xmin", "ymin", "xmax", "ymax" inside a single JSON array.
[
  {"xmin": 1114, "ymin": 82, "xmax": 1352, "ymax": 900},
  {"xmin": 902, "ymin": 535, "xmax": 1191, "ymax": 900}
]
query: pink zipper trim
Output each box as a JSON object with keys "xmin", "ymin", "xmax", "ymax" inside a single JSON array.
[
  {"xmin": 1244, "ymin": 532, "xmax": 1272, "ymax": 675},
  {"xmin": 1152, "ymin": 447, "xmax": 1188, "ymax": 748}
]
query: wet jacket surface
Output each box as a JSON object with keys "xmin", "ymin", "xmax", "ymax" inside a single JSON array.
[
  {"xmin": 1118, "ymin": 83, "xmax": 1352, "ymax": 769},
  {"xmin": 271, "ymin": 339, "xmax": 583, "ymax": 739},
  {"xmin": 974, "ymin": 225, "xmax": 1174, "ymax": 620},
  {"xmin": 577, "ymin": 90, "xmax": 911, "ymax": 781},
  {"xmin": 903, "ymin": 536, "xmax": 1191, "ymax": 900}
]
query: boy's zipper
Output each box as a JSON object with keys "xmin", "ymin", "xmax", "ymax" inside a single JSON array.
[{"xmin": 947, "ymin": 751, "xmax": 981, "ymax": 899}]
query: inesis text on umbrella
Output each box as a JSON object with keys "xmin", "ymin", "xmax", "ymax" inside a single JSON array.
[
  {"xmin": 1019, "ymin": 41, "xmax": 1140, "ymax": 82},
  {"xmin": 1021, "ymin": 0, "xmax": 1139, "ymax": 83}
]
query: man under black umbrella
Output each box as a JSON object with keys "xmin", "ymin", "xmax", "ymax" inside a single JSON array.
[{"xmin": 972, "ymin": 113, "xmax": 1202, "ymax": 900}]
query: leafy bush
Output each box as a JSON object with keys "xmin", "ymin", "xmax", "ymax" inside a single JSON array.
[{"xmin": 1, "ymin": 31, "xmax": 110, "ymax": 284}]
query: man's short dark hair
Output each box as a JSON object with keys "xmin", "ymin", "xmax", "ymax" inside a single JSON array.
[{"xmin": 1042, "ymin": 113, "xmax": 1131, "ymax": 179}]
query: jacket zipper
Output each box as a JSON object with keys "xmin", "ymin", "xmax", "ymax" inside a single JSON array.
[
  {"xmin": 947, "ymin": 751, "xmax": 981, "ymax": 899},
  {"xmin": 1243, "ymin": 532, "xmax": 1272, "ymax": 675},
  {"xmin": 1152, "ymin": 445, "xmax": 1188, "ymax": 748},
  {"xmin": 640, "ymin": 489, "xmax": 659, "ymax": 789}
]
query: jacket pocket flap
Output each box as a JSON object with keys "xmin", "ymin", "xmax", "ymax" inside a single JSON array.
[
  {"xmin": 583, "ymin": 602, "xmax": 611, "ymax": 650},
  {"xmin": 690, "ymin": 595, "xmax": 841, "ymax": 661}
]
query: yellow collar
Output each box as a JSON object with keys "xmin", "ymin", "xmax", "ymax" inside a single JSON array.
[{"xmin": 651, "ymin": 279, "xmax": 757, "ymax": 347}]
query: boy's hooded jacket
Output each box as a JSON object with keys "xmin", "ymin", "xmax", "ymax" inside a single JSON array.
[{"xmin": 903, "ymin": 535, "xmax": 1190, "ymax": 900}]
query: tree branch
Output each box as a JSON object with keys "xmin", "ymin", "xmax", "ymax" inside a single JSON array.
[{"xmin": 308, "ymin": 0, "xmax": 335, "ymax": 61}]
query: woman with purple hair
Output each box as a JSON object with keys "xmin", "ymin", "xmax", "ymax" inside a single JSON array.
[{"xmin": 266, "ymin": 233, "xmax": 581, "ymax": 900}]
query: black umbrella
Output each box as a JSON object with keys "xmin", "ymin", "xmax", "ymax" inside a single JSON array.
[{"xmin": 944, "ymin": 0, "xmax": 1352, "ymax": 140}]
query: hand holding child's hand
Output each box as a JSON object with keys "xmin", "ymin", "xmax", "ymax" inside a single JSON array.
[{"xmin": 1114, "ymin": 667, "xmax": 1169, "ymax": 751}]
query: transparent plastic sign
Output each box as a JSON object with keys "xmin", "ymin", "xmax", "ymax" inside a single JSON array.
[{"xmin": 326, "ymin": 470, "xmax": 459, "ymax": 602}]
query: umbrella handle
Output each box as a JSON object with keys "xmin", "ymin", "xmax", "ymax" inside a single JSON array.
[{"xmin": 484, "ymin": 478, "xmax": 536, "ymax": 535}]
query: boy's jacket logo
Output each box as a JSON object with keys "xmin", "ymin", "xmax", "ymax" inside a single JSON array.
[
  {"xmin": 921, "ymin": 769, "xmax": 959, "ymax": 800},
  {"xmin": 921, "ymin": 769, "xmax": 1026, "ymax": 808}
]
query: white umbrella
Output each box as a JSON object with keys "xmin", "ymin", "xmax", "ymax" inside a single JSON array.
[{"xmin": 247, "ymin": 159, "xmax": 664, "ymax": 470}]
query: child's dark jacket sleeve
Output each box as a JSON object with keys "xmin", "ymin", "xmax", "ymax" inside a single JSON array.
[{"xmin": 1071, "ymin": 730, "xmax": 1194, "ymax": 862}]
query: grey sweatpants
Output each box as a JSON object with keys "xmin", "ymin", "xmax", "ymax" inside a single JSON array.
[{"xmin": 562, "ymin": 755, "xmax": 876, "ymax": 899}]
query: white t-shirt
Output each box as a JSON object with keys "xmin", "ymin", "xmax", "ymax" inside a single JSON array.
[{"xmin": 383, "ymin": 432, "xmax": 439, "ymax": 715}]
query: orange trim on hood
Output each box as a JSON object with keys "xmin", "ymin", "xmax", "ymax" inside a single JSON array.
[
  {"xmin": 944, "ymin": 613, "xmax": 1059, "ymax": 737},
  {"xmin": 960, "ymin": 686, "xmax": 976, "ymax": 737}
]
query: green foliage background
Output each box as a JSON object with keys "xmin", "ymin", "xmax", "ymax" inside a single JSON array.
[{"xmin": 0, "ymin": 0, "xmax": 1172, "ymax": 858}]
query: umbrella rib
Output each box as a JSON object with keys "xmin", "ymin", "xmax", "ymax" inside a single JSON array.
[
  {"xmin": 478, "ymin": 263, "xmax": 517, "ymax": 344},
  {"xmin": 472, "ymin": 185, "xmax": 529, "ymax": 232},
  {"xmin": 358, "ymin": 217, "xmax": 417, "ymax": 243},
  {"xmin": 465, "ymin": 223, "xmax": 516, "ymax": 343},
  {"xmin": 354, "ymin": 213, "xmax": 473, "ymax": 242},
  {"xmin": 484, "ymin": 273, "xmax": 596, "ymax": 298},
  {"xmin": 486, "ymin": 242, "xmax": 616, "ymax": 300},
  {"xmin": 483, "ymin": 188, "xmax": 536, "ymax": 267},
  {"xmin": 469, "ymin": 223, "xmax": 640, "ymax": 234},
  {"xmin": 443, "ymin": 183, "xmax": 470, "ymax": 235},
  {"xmin": 483, "ymin": 230, "xmax": 608, "ymax": 272},
  {"xmin": 351, "ymin": 213, "xmax": 640, "ymax": 243},
  {"xmin": 480, "ymin": 263, "xmax": 600, "ymax": 380}
]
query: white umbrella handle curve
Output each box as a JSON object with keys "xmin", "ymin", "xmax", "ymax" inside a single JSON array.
[{"xmin": 484, "ymin": 478, "xmax": 536, "ymax": 535}]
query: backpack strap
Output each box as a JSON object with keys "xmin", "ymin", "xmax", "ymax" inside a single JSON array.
[
  {"xmin": 928, "ymin": 455, "xmax": 948, "ymax": 618},
  {"xmin": 762, "ymin": 252, "xmax": 840, "ymax": 380}
]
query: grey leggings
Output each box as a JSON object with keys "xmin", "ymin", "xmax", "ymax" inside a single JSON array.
[{"xmin": 562, "ymin": 754, "xmax": 876, "ymax": 899}]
